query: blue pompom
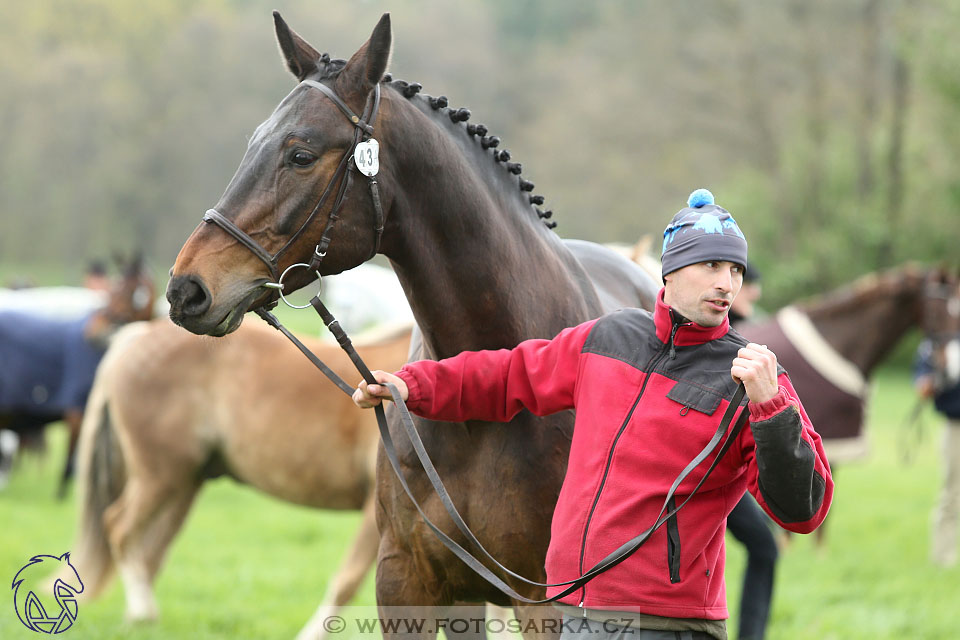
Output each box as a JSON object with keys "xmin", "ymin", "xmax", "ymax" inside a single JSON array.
[{"xmin": 687, "ymin": 188, "xmax": 715, "ymax": 208}]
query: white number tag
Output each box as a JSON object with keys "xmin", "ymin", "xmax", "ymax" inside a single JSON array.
[{"xmin": 354, "ymin": 139, "xmax": 380, "ymax": 177}]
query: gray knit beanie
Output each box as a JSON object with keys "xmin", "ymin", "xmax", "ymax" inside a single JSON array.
[{"xmin": 661, "ymin": 189, "xmax": 748, "ymax": 278}]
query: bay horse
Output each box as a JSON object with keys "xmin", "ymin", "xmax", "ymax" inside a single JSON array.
[
  {"xmin": 68, "ymin": 317, "xmax": 412, "ymax": 635},
  {"xmin": 166, "ymin": 12, "xmax": 657, "ymax": 635},
  {"xmin": 0, "ymin": 255, "xmax": 155, "ymax": 497}
]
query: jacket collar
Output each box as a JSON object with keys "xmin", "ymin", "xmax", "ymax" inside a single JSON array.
[{"xmin": 654, "ymin": 288, "xmax": 730, "ymax": 346}]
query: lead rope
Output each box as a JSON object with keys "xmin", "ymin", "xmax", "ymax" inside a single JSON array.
[
  {"xmin": 256, "ymin": 300, "xmax": 749, "ymax": 603},
  {"xmin": 898, "ymin": 396, "xmax": 928, "ymax": 466}
]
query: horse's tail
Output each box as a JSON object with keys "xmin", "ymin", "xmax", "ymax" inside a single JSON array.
[{"xmin": 66, "ymin": 322, "xmax": 146, "ymax": 598}]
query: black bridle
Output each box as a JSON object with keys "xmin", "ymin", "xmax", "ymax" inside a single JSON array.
[{"xmin": 202, "ymin": 80, "xmax": 384, "ymax": 299}]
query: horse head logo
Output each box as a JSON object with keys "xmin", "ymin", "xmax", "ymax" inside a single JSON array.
[{"xmin": 11, "ymin": 552, "xmax": 84, "ymax": 634}]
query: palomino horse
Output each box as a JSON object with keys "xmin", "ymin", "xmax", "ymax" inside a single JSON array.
[
  {"xmin": 0, "ymin": 255, "xmax": 155, "ymax": 496},
  {"xmin": 69, "ymin": 317, "xmax": 411, "ymax": 635},
  {"xmin": 166, "ymin": 13, "xmax": 657, "ymax": 635}
]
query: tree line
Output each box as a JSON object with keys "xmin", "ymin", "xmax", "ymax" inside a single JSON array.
[{"xmin": 1, "ymin": 0, "xmax": 957, "ymax": 308}]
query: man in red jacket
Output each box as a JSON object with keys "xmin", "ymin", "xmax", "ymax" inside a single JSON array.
[{"xmin": 355, "ymin": 189, "xmax": 833, "ymax": 640}]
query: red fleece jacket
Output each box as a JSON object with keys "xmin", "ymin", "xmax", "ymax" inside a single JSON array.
[{"xmin": 396, "ymin": 291, "xmax": 833, "ymax": 619}]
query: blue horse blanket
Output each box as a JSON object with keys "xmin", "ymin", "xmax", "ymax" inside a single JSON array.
[{"xmin": 0, "ymin": 311, "xmax": 105, "ymax": 414}]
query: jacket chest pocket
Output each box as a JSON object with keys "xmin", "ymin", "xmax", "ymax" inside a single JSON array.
[{"xmin": 666, "ymin": 380, "xmax": 723, "ymax": 416}]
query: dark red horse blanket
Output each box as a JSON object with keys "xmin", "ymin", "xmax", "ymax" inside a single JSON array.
[
  {"xmin": 740, "ymin": 308, "xmax": 869, "ymax": 463},
  {"xmin": 0, "ymin": 310, "xmax": 104, "ymax": 414}
]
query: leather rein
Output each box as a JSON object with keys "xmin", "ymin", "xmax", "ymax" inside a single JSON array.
[{"xmin": 199, "ymin": 79, "xmax": 751, "ymax": 604}]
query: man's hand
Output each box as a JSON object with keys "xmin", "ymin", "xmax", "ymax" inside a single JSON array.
[
  {"xmin": 731, "ymin": 343, "xmax": 780, "ymax": 404},
  {"xmin": 915, "ymin": 374, "xmax": 936, "ymax": 399},
  {"xmin": 353, "ymin": 370, "xmax": 409, "ymax": 408}
]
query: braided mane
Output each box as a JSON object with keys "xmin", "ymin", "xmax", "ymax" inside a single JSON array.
[
  {"xmin": 317, "ymin": 55, "xmax": 557, "ymax": 231},
  {"xmin": 388, "ymin": 75, "xmax": 557, "ymax": 230}
]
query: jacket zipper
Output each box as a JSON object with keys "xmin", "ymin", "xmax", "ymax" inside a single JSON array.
[
  {"xmin": 666, "ymin": 496, "xmax": 682, "ymax": 583},
  {"xmin": 576, "ymin": 318, "xmax": 684, "ymax": 607}
]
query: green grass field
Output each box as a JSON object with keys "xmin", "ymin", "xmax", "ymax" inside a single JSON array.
[{"xmin": 1, "ymin": 366, "xmax": 957, "ymax": 639}]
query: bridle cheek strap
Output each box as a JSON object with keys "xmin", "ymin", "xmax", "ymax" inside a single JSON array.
[{"xmin": 308, "ymin": 82, "xmax": 383, "ymax": 272}]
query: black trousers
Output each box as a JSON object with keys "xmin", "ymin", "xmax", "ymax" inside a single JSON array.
[{"xmin": 726, "ymin": 494, "xmax": 779, "ymax": 640}]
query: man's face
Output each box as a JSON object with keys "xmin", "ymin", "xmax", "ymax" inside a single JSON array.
[{"xmin": 663, "ymin": 261, "xmax": 744, "ymax": 327}]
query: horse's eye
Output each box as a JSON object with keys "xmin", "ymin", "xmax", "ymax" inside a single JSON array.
[{"xmin": 291, "ymin": 150, "xmax": 317, "ymax": 167}]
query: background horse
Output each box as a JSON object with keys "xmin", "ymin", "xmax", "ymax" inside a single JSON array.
[
  {"xmin": 166, "ymin": 13, "xmax": 658, "ymax": 635},
  {"xmin": 0, "ymin": 255, "xmax": 155, "ymax": 496},
  {"xmin": 68, "ymin": 316, "xmax": 411, "ymax": 637},
  {"xmin": 739, "ymin": 265, "xmax": 951, "ymax": 463},
  {"xmin": 732, "ymin": 264, "xmax": 958, "ymax": 547}
]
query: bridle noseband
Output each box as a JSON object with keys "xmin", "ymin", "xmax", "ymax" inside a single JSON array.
[{"xmin": 201, "ymin": 80, "xmax": 384, "ymax": 306}]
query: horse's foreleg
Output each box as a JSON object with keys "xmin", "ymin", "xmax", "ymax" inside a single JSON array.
[
  {"xmin": 375, "ymin": 530, "xmax": 445, "ymax": 640},
  {"xmin": 296, "ymin": 495, "xmax": 380, "ymax": 640},
  {"xmin": 56, "ymin": 409, "xmax": 83, "ymax": 499},
  {"xmin": 104, "ymin": 478, "xmax": 200, "ymax": 621}
]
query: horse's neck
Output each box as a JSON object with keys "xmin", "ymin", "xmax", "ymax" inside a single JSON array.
[
  {"xmin": 379, "ymin": 101, "xmax": 598, "ymax": 358},
  {"xmin": 387, "ymin": 205, "xmax": 595, "ymax": 359},
  {"xmin": 804, "ymin": 279, "xmax": 921, "ymax": 374}
]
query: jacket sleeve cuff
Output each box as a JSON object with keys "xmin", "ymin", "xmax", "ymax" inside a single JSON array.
[
  {"xmin": 396, "ymin": 367, "xmax": 423, "ymax": 411},
  {"xmin": 748, "ymin": 385, "xmax": 794, "ymax": 422}
]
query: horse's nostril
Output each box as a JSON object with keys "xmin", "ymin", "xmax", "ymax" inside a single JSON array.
[
  {"xmin": 168, "ymin": 275, "xmax": 212, "ymax": 317},
  {"xmin": 183, "ymin": 281, "xmax": 210, "ymax": 315}
]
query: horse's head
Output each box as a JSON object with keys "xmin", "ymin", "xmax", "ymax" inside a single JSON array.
[
  {"xmin": 84, "ymin": 253, "xmax": 156, "ymax": 343},
  {"xmin": 167, "ymin": 13, "xmax": 393, "ymax": 336},
  {"xmin": 922, "ymin": 268, "xmax": 960, "ymax": 390}
]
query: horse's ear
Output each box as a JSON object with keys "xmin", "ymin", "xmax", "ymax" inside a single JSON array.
[
  {"xmin": 937, "ymin": 262, "xmax": 951, "ymax": 284},
  {"xmin": 339, "ymin": 13, "xmax": 392, "ymax": 97},
  {"xmin": 273, "ymin": 11, "xmax": 322, "ymax": 81},
  {"xmin": 127, "ymin": 251, "xmax": 144, "ymax": 278}
]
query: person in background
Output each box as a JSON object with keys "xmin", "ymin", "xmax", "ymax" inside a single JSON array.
[
  {"xmin": 728, "ymin": 267, "xmax": 763, "ymax": 327},
  {"xmin": 726, "ymin": 265, "xmax": 780, "ymax": 640},
  {"xmin": 83, "ymin": 260, "xmax": 110, "ymax": 292},
  {"xmin": 354, "ymin": 189, "xmax": 833, "ymax": 640},
  {"xmin": 914, "ymin": 339, "xmax": 960, "ymax": 567}
]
